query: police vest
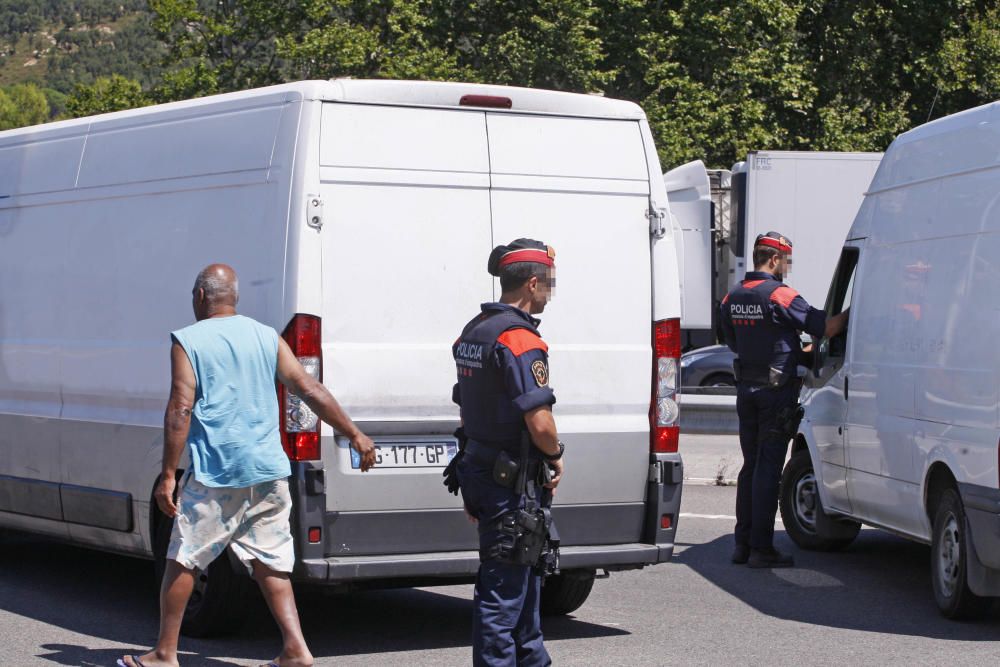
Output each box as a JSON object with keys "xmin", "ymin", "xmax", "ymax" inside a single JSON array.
[
  {"xmin": 453, "ymin": 308, "xmax": 540, "ymax": 449},
  {"xmin": 723, "ymin": 278, "xmax": 802, "ymax": 376}
]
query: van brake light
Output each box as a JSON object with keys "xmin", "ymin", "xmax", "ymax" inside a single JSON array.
[
  {"xmin": 650, "ymin": 318, "xmax": 681, "ymax": 453},
  {"xmin": 459, "ymin": 94, "xmax": 513, "ymax": 109},
  {"xmin": 279, "ymin": 314, "xmax": 322, "ymax": 461}
]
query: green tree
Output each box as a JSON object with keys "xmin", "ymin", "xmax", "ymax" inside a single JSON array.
[
  {"xmin": 149, "ymin": 0, "xmax": 306, "ymax": 97},
  {"xmin": 279, "ymin": 0, "xmax": 466, "ymax": 81},
  {"xmin": 65, "ymin": 74, "xmax": 150, "ymax": 117},
  {"xmin": 429, "ymin": 0, "xmax": 612, "ymax": 91},
  {"xmin": 0, "ymin": 83, "xmax": 50, "ymax": 130},
  {"xmin": 147, "ymin": 0, "xmax": 612, "ymax": 99},
  {"xmin": 935, "ymin": 4, "xmax": 1000, "ymax": 111},
  {"xmin": 797, "ymin": 1, "xmax": 1000, "ymax": 152},
  {"xmin": 637, "ymin": 1, "xmax": 817, "ymax": 169}
]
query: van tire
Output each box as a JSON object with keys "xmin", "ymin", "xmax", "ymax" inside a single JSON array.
[
  {"xmin": 779, "ymin": 450, "xmax": 860, "ymax": 551},
  {"xmin": 540, "ymin": 568, "xmax": 596, "ymax": 616},
  {"xmin": 152, "ymin": 510, "xmax": 253, "ymax": 637},
  {"xmin": 931, "ymin": 489, "xmax": 992, "ymax": 620}
]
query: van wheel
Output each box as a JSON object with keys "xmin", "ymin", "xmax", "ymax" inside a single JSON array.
[
  {"xmin": 540, "ymin": 569, "xmax": 596, "ymax": 616},
  {"xmin": 779, "ymin": 450, "xmax": 859, "ymax": 551},
  {"xmin": 152, "ymin": 511, "xmax": 254, "ymax": 637},
  {"xmin": 931, "ymin": 489, "xmax": 992, "ymax": 619}
]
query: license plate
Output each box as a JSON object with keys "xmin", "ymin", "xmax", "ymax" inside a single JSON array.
[{"xmin": 350, "ymin": 441, "xmax": 458, "ymax": 469}]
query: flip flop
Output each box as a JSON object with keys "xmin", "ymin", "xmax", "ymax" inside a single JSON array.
[{"xmin": 117, "ymin": 657, "xmax": 147, "ymax": 667}]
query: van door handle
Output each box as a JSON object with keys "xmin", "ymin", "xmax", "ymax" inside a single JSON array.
[{"xmin": 844, "ymin": 376, "xmax": 849, "ymax": 401}]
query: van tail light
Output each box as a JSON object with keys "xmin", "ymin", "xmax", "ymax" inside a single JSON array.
[
  {"xmin": 279, "ymin": 314, "xmax": 322, "ymax": 461},
  {"xmin": 650, "ymin": 318, "xmax": 681, "ymax": 453}
]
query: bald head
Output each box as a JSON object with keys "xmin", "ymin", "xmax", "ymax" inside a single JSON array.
[{"xmin": 192, "ymin": 264, "xmax": 239, "ymax": 319}]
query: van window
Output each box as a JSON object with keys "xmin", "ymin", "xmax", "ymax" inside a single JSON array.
[
  {"xmin": 825, "ymin": 247, "xmax": 859, "ymax": 316},
  {"xmin": 824, "ymin": 247, "xmax": 858, "ymax": 357},
  {"xmin": 841, "ymin": 266, "xmax": 856, "ymax": 312}
]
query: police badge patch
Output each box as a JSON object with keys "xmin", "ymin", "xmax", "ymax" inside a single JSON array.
[{"xmin": 531, "ymin": 360, "xmax": 548, "ymax": 387}]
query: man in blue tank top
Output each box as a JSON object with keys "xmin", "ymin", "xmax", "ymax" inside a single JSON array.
[{"xmin": 120, "ymin": 264, "xmax": 375, "ymax": 667}]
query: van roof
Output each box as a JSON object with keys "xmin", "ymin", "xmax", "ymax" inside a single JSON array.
[
  {"xmin": 325, "ymin": 79, "xmax": 646, "ymax": 118},
  {"xmin": 0, "ymin": 79, "xmax": 647, "ymax": 144},
  {"xmin": 868, "ymin": 99, "xmax": 1000, "ymax": 194}
]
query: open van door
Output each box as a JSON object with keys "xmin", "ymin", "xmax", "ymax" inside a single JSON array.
[
  {"xmin": 663, "ymin": 161, "xmax": 713, "ymax": 330},
  {"xmin": 808, "ymin": 242, "xmax": 862, "ymax": 513}
]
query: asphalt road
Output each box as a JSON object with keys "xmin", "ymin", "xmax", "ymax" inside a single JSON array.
[{"xmin": 4, "ymin": 477, "xmax": 1000, "ymax": 665}]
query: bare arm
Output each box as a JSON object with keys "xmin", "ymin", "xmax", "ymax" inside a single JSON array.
[
  {"xmin": 275, "ymin": 338, "xmax": 376, "ymax": 471},
  {"xmin": 825, "ymin": 309, "xmax": 849, "ymax": 339},
  {"xmin": 524, "ymin": 405, "xmax": 563, "ymax": 489},
  {"xmin": 156, "ymin": 341, "xmax": 196, "ymax": 518}
]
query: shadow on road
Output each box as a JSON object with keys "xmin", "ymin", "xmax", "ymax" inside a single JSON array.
[
  {"xmin": 35, "ymin": 644, "xmax": 243, "ymax": 667},
  {"xmin": 673, "ymin": 528, "xmax": 1000, "ymax": 639},
  {"xmin": 0, "ymin": 530, "xmax": 626, "ymax": 665}
]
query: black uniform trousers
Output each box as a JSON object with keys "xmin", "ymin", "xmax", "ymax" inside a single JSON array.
[
  {"xmin": 457, "ymin": 452, "xmax": 551, "ymax": 667},
  {"xmin": 734, "ymin": 380, "xmax": 798, "ymax": 550}
]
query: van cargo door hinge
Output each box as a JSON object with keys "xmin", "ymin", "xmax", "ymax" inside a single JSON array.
[
  {"xmin": 646, "ymin": 205, "xmax": 666, "ymax": 239},
  {"xmin": 307, "ymin": 196, "xmax": 324, "ymax": 231},
  {"xmin": 648, "ymin": 462, "xmax": 663, "ymax": 484}
]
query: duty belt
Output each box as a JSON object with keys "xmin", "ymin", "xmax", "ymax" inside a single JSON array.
[
  {"xmin": 465, "ymin": 438, "xmax": 544, "ymax": 473},
  {"xmin": 733, "ymin": 359, "xmax": 791, "ymax": 388}
]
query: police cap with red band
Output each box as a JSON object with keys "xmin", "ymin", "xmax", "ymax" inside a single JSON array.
[
  {"xmin": 754, "ymin": 231, "xmax": 793, "ymax": 255},
  {"xmin": 488, "ymin": 238, "xmax": 556, "ymax": 276}
]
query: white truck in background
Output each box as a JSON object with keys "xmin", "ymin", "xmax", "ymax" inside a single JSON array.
[{"xmin": 666, "ymin": 151, "xmax": 883, "ymax": 352}]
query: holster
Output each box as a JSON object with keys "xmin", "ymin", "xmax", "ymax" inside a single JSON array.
[
  {"xmin": 734, "ymin": 359, "xmax": 790, "ymax": 388},
  {"xmin": 492, "ymin": 450, "xmax": 520, "ymax": 488},
  {"xmin": 770, "ymin": 403, "xmax": 805, "ymax": 443},
  {"xmin": 768, "ymin": 366, "xmax": 791, "ymax": 388},
  {"xmin": 484, "ymin": 505, "xmax": 560, "ymax": 575},
  {"xmin": 481, "ymin": 432, "xmax": 561, "ymax": 576}
]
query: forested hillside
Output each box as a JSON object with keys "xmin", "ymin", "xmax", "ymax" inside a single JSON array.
[
  {"xmin": 2, "ymin": 0, "xmax": 1000, "ymax": 170},
  {"xmin": 0, "ymin": 1, "xmax": 159, "ymax": 111}
]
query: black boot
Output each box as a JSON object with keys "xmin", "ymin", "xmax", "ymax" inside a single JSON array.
[
  {"xmin": 731, "ymin": 544, "xmax": 750, "ymax": 564},
  {"xmin": 748, "ymin": 547, "xmax": 794, "ymax": 569}
]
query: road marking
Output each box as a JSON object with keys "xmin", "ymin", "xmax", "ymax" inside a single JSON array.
[
  {"xmin": 686, "ymin": 477, "xmax": 737, "ymax": 485},
  {"xmin": 680, "ymin": 512, "xmax": 783, "ymax": 525}
]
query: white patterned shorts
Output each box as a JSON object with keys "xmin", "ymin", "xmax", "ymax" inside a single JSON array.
[{"xmin": 167, "ymin": 473, "xmax": 295, "ymax": 575}]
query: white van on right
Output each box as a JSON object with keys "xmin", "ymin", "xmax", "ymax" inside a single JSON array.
[{"xmin": 779, "ymin": 99, "xmax": 1000, "ymax": 619}]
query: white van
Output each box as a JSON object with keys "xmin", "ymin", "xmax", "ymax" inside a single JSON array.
[
  {"xmin": 778, "ymin": 99, "xmax": 1000, "ymax": 618},
  {"xmin": 0, "ymin": 80, "xmax": 684, "ymax": 635}
]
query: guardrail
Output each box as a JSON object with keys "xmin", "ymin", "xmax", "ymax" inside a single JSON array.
[{"xmin": 679, "ymin": 391, "xmax": 738, "ymax": 435}]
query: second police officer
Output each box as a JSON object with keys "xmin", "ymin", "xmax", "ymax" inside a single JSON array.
[
  {"xmin": 720, "ymin": 232, "xmax": 848, "ymax": 568},
  {"xmin": 444, "ymin": 238, "xmax": 564, "ymax": 666}
]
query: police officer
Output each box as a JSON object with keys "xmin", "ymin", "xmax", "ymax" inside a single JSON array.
[
  {"xmin": 445, "ymin": 238, "xmax": 564, "ymax": 666},
  {"xmin": 720, "ymin": 232, "xmax": 847, "ymax": 568}
]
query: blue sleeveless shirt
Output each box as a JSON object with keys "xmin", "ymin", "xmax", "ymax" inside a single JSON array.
[{"xmin": 171, "ymin": 315, "xmax": 291, "ymax": 487}]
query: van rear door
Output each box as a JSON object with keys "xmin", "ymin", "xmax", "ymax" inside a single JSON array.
[
  {"xmin": 486, "ymin": 113, "xmax": 652, "ymax": 543},
  {"xmin": 316, "ymin": 103, "xmax": 492, "ymax": 554}
]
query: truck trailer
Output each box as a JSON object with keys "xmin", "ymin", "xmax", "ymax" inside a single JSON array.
[{"xmin": 666, "ymin": 151, "xmax": 882, "ymax": 352}]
